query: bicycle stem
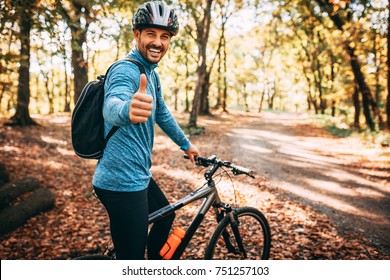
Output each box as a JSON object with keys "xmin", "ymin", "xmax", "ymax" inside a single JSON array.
[{"xmin": 204, "ymin": 161, "xmax": 222, "ymax": 181}]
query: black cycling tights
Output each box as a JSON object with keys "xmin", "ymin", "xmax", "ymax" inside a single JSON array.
[{"xmin": 94, "ymin": 178, "xmax": 175, "ymax": 260}]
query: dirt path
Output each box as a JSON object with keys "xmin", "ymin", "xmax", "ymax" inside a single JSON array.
[
  {"xmin": 224, "ymin": 111, "xmax": 390, "ymax": 256},
  {"xmin": 0, "ymin": 112, "xmax": 389, "ymax": 260}
]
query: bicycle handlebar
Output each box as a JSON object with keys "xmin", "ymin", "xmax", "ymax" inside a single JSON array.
[{"xmin": 184, "ymin": 155, "xmax": 255, "ymax": 178}]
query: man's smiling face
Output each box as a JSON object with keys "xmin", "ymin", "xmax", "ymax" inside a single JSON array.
[{"xmin": 134, "ymin": 27, "xmax": 172, "ymax": 64}]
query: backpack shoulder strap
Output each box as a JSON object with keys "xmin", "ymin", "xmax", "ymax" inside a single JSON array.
[
  {"xmin": 103, "ymin": 57, "xmax": 146, "ymax": 82},
  {"xmin": 153, "ymin": 71, "xmax": 161, "ymax": 93},
  {"xmin": 122, "ymin": 58, "xmax": 146, "ymax": 75}
]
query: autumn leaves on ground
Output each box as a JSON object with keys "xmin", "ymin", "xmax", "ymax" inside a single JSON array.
[{"xmin": 0, "ymin": 111, "xmax": 389, "ymax": 260}]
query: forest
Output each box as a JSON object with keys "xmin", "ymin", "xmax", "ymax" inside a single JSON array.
[
  {"xmin": 0, "ymin": 0, "xmax": 390, "ymax": 262},
  {"xmin": 0, "ymin": 0, "xmax": 389, "ymax": 131}
]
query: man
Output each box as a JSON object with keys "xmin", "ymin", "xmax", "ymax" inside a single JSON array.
[{"xmin": 92, "ymin": 1, "xmax": 199, "ymax": 260}]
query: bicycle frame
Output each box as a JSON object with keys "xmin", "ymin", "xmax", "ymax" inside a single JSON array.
[
  {"xmin": 84, "ymin": 155, "xmax": 267, "ymax": 260},
  {"xmin": 148, "ymin": 178, "xmax": 224, "ymax": 260}
]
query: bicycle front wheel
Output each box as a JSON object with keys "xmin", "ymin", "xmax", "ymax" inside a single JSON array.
[{"xmin": 204, "ymin": 207, "xmax": 271, "ymax": 260}]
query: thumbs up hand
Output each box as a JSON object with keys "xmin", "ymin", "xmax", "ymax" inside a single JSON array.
[{"xmin": 129, "ymin": 74, "xmax": 153, "ymax": 124}]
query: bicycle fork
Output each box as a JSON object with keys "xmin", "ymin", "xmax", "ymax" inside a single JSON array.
[{"xmin": 218, "ymin": 204, "xmax": 248, "ymax": 259}]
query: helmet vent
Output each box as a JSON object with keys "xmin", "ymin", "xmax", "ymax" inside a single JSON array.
[
  {"xmin": 159, "ymin": 3, "xmax": 163, "ymax": 16},
  {"xmin": 146, "ymin": 3, "xmax": 153, "ymax": 18}
]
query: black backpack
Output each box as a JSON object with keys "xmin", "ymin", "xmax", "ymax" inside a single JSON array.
[{"xmin": 71, "ymin": 58, "xmax": 145, "ymax": 159}]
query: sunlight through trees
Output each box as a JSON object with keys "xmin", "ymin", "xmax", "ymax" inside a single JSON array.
[{"xmin": 0, "ymin": 0, "xmax": 389, "ymax": 130}]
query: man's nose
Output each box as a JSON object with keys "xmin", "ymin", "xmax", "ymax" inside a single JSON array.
[{"xmin": 153, "ymin": 37, "xmax": 163, "ymax": 47}]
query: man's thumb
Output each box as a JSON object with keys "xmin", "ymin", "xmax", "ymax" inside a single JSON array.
[{"xmin": 139, "ymin": 74, "xmax": 147, "ymax": 93}]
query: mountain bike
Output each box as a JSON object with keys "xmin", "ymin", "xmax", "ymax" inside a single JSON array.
[{"xmin": 74, "ymin": 155, "xmax": 271, "ymax": 260}]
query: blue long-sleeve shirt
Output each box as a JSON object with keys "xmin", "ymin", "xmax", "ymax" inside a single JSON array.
[{"xmin": 92, "ymin": 49, "xmax": 190, "ymax": 192}]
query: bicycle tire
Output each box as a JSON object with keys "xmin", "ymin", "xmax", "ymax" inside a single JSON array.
[
  {"xmin": 73, "ymin": 255, "xmax": 114, "ymax": 260},
  {"xmin": 204, "ymin": 206, "xmax": 271, "ymax": 260}
]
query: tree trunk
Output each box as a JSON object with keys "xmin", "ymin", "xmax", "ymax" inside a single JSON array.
[
  {"xmin": 173, "ymin": 88, "xmax": 179, "ymax": 111},
  {"xmin": 43, "ymin": 72, "xmax": 54, "ymax": 114},
  {"xmin": 258, "ymin": 90, "xmax": 265, "ymax": 113},
  {"xmin": 63, "ymin": 53, "xmax": 71, "ymax": 112},
  {"xmin": 353, "ymin": 86, "xmax": 361, "ymax": 129},
  {"xmin": 302, "ymin": 64, "xmax": 318, "ymax": 113},
  {"xmin": 189, "ymin": 64, "xmax": 207, "ymax": 127},
  {"xmin": 314, "ymin": 0, "xmax": 381, "ymax": 130},
  {"xmin": 0, "ymin": 176, "xmax": 40, "ymax": 210},
  {"xmin": 0, "ymin": 163, "xmax": 9, "ymax": 186},
  {"xmin": 199, "ymin": 72, "xmax": 211, "ymax": 115},
  {"xmin": 0, "ymin": 188, "xmax": 55, "ymax": 235},
  {"xmin": 214, "ymin": 50, "xmax": 222, "ymax": 110},
  {"xmin": 184, "ymin": 53, "xmax": 190, "ymax": 113},
  {"xmin": 331, "ymin": 100, "xmax": 336, "ymax": 117},
  {"xmin": 10, "ymin": 0, "xmax": 36, "ymax": 126},
  {"xmin": 267, "ymin": 91, "xmax": 274, "ymax": 110},
  {"xmin": 347, "ymin": 45, "xmax": 377, "ymax": 130},
  {"xmin": 313, "ymin": 51, "xmax": 325, "ymax": 114},
  {"xmin": 387, "ymin": 5, "xmax": 390, "ymax": 130},
  {"xmin": 307, "ymin": 97, "xmax": 311, "ymax": 111},
  {"xmin": 222, "ymin": 35, "xmax": 228, "ymax": 113},
  {"xmin": 373, "ymin": 32, "xmax": 381, "ymax": 106},
  {"xmin": 361, "ymin": 80, "xmax": 375, "ymax": 130},
  {"xmin": 54, "ymin": 0, "xmax": 91, "ymax": 107},
  {"xmin": 71, "ymin": 25, "xmax": 88, "ymax": 103},
  {"xmin": 0, "ymin": 36, "xmax": 14, "ymax": 110},
  {"xmin": 189, "ymin": 0, "xmax": 213, "ymax": 127},
  {"xmin": 243, "ymin": 84, "xmax": 249, "ymax": 112}
]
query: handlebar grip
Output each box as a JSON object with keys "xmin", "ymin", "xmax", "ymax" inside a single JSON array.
[
  {"xmin": 183, "ymin": 155, "xmax": 212, "ymax": 167},
  {"xmin": 184, "ymin": 154, "xmax": 254, "ymax": 178},
  {"xmin": 233, "ymin": 164, "xmax": 255, "ymax": 178},
  {"xmin": 195, "ymin": 156, "xmax": 211, "ymax": 167}
]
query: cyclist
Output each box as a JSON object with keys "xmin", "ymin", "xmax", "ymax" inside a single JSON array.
[{"xmin": 92, "ymin": 1, "xmax": 199, "ymax": 260}]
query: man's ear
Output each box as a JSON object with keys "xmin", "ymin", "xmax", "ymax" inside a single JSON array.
[{"xmin": 134, "ymin": 29, "xmax": 141, "ymax": 41}]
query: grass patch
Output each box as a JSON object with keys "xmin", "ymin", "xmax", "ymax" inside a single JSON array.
[
  {"xmin": 182, "ymin": 125, "xmax": 205, "ymax": 136},
  {"xmin": 311, "ymin": 114, "xmax": 353, "ymax": 138},
  {"xmin": 324, "ymin": 124, "xmax": 354, "ymax": 138},
  {"xmin": 311, "ymin": 113, "xmax": 390, "ymax": 147}
]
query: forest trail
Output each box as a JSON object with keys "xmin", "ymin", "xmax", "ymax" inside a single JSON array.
[{"xmin": 223, "ymin": 111, "xmax": 390, "ymax": 255}]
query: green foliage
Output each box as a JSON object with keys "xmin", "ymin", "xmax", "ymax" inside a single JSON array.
[
  {"xmin": 325, "ymin": 124, "xmax": 354, "ymax": 138},
  {"xmin": 311, "ymin": 114, "xmax": 353, "ymax": 137},
  {"xmin": 0, "ymin": 0, "xmax": 388, "ymax": 131},
  {"xmin": 311, "ymin": 112, "xmax": 390, "ymax": 148}
]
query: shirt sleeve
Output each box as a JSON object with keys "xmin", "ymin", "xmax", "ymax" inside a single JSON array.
[{"xmin": 103, "ymin": 63, "xmax": 139, "ymax": 127}]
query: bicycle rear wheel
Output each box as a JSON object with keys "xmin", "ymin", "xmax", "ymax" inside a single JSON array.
[{"xmin": 204, "ymin": 207, "xmax": 271, "ymax": 260}]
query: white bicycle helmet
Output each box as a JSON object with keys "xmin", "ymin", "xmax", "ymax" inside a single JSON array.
[{"xmin": 132, "ymin": 1, "xmax": 179, "ymax": 36}]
